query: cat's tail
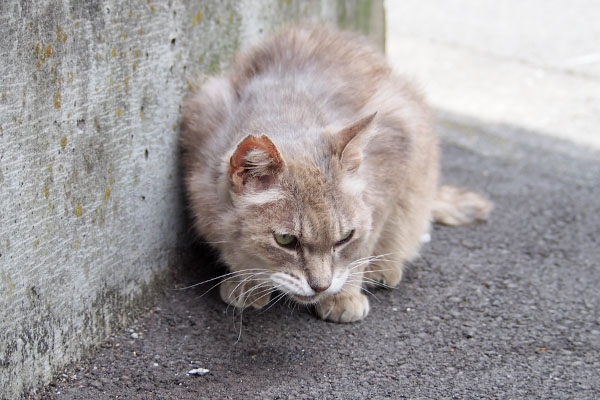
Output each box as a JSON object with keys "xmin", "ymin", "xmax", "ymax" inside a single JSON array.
[{"xmin": 432, "ymin": 185, "xmax": 493, "ymax": 226}]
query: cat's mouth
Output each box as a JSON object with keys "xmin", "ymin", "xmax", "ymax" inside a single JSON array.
[{"xmin": 291, "ymin": 293, "xmax": 321, "ymax": 304}]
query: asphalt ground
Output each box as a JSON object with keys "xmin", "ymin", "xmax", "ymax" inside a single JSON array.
[{"xmin": 38, "ymin": 114, "xmax": 600, "ymax": 399}]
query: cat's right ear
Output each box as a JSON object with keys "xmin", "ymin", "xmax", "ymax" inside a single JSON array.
[
  {"xmin": 228, "ymin": 134, "xmax": 285, "ymax": 192},
  {"xmin": 333, "ymin": 112, "xmax": 377, "ymax": 173}
]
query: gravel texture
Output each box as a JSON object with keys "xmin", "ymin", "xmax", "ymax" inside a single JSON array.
[{"xmin": 37, "ymin": 117, "xmax": 600, "ymax": 399}]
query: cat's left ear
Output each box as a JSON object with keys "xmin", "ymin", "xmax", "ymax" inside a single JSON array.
[
  {"xmin": 333, "ymin": 112, "xmax": 377, "ymax": 172},
  {"xmin": 228, "ymin": 134, "xmax": 285, "ymax": 192}
]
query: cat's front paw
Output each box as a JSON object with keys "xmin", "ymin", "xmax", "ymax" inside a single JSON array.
[
  {"xmin": 219, "ymin": 278, "xmax": 272, "ymax": 309},
  {"xmin": 315, "ymin": 292, "xmax": 370, "ymax": 323}
]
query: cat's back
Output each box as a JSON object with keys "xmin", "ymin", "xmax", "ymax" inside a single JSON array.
[{"xmin": 230, "ymin": 25, "xmax": 390, "ymax": 104}]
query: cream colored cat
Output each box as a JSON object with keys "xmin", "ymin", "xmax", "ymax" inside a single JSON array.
[{"xmin": 180, "ymin": 25, "xmax": 491, "ymax": 323}]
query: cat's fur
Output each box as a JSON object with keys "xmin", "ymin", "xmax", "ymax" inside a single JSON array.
[{"xmin": 180, "ymin": 25, "xmax": 491, "ymax": 323}]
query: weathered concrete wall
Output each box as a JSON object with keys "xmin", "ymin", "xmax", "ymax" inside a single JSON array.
[{"xmin": 0, "ymin": 0, "xmax": 383, "ymax": 397}]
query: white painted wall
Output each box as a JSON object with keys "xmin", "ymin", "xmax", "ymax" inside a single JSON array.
[{"xmin": 386, "ymin": 0, "xmax": 600, "ymax": 148}]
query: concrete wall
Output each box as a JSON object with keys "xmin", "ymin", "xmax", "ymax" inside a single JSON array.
[{"xmin": 0, "ymin": 0, "xmax": 384, "ymax": 397}]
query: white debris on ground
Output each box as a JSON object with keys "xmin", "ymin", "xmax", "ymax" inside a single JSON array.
[{"xmin": 187, "ymin": 368, "xmax": 210, "ymax": 376}]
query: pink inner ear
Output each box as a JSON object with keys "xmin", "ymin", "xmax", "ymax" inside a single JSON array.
[{"xmin": 229, "ymin": 135, "xmax": 284, "ymax": 189}]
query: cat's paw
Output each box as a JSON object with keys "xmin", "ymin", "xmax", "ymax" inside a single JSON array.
[
  {"xmin": 219, "ymin": 279, "xmax": 272, "ymax": 309},
  {"xmin": 315, "ymin": 292, "xmax": 370, "ymax": 323},
  {"xmin": 363, "ymin": 264, "xmax": 403, "ymax": 288}
]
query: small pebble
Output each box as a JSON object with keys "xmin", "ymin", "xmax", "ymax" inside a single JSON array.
[{"xmin": 188, "ymin": 368, "xmax": 210, "ymax": 376}]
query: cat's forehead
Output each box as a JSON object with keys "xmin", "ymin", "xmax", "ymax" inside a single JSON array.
[
  {"xmin": 286, "ymin": 162, "xmax": 328, "ymax": 197},
  {"xmin": 283, "ymin": 162, "xmax": 344, "ymax": 246}
]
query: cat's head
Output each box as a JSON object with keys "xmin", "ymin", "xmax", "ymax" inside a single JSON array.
[{"xmin": 222, "ymin": 114, "xmax": 376, "ymax": 305}]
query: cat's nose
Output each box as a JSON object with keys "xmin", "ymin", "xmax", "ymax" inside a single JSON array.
[{"xmin": 309, "ymin": 281, "xmax": 331, "ymax": 293}]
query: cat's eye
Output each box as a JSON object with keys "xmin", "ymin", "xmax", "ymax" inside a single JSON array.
[
  {"xmin": 274, "ymin": 233, "xmax": 298, "ymax": 248},
  {"xmin": 335, "ymin": 230, "xmax": 354, "ymax": 246}
]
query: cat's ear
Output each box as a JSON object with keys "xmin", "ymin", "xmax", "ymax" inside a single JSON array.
[
  {"xmin": 333, "ymin": 112, "xmax": 377, "ymax": 172},
  {"xmin": 228, "ymin": 134, "xmax": 284, "ymax": 192}
]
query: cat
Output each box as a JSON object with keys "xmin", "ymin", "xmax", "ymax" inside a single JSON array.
[{"xmin": 179, "ymin": 25, "xmax": 491, "ymax": 323}]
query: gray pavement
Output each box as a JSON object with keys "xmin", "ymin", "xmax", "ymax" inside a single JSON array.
[{"xmin": 44, "ymin": 116, "xmax": 600, "ymax": 399}]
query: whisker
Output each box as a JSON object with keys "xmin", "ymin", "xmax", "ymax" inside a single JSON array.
[
  {"xmin": 352, "ymin": 252, "xmax": 394, "ymax": 263},
  {"xmin": 226, "ymin": 273, "xmax": 270, "ymax": 313},
  {"xmin": 227, "ymin": 272, "xmax": 270, "ymax": 303},
  {"xmin": 172, "ymin": 268, "xmax": 269, "ymax": 291},
  {"xmin": 348, "ymin": 272, "xmax": 396, "ymax": 288},
  {"xmin": 360, "ymin": 278, "xmax": 395, "ymax": 290},
  {"xmin": 197, "ymin": 273, "xmax": 270, "ymax": 303},
  {"xmin": 348, "ymin": 257, "xmax": 394, "ymax": 268},
  {"xmin": 351, "ymin": 252, "xmax": 393, "ymax": 264},
  {"xmin": 233, "ymin": 280, "xmax": 273, "ymax": 342},
  {"xmin": 235, "ymin": 308, "xmax": 244, "ymax": 344},
  {"xmin": 232, "ymin": 280, "xmax": 272, "ymax": 306},
  {"xmin": 348, "ymin": 255, "xmax": 395, "ymax": 270},
  {"xmin": 251, "ymin": 284, "xmax": 285, "ymax": 306},
  {"xmin": 259, "ymin": 291, "xmax": 287, "ymax": 315},
  {"xmin": 287, "ymin": 298, "xmax": 299, "ymax": 318},
  {"xmin": 236, "ymin": 282, "xmax": 281, "ymax": 308},
  {"xmin": 348, "ymin": 268, "xmax": 396, "ymax": 276}
]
